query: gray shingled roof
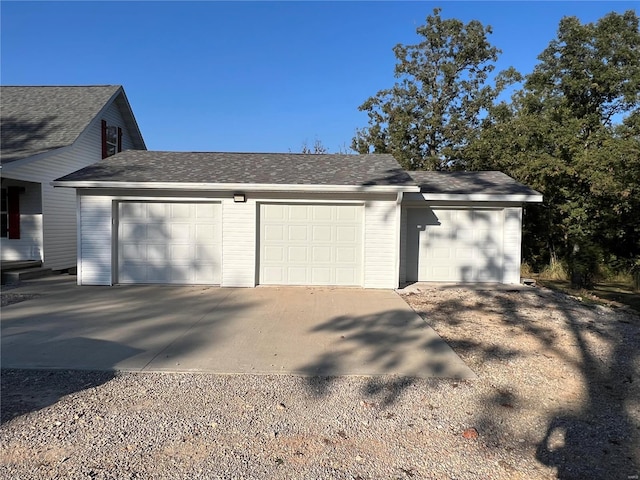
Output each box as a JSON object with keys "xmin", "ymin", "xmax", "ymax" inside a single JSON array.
[
  {"xmin": 56, "ymin": 151, "xmax": 415, "ymax": 187},
  {"xmin": 408, "ymin": 171, "xmax": 541, "ymax": 196},
  {"xmin": 1, "ymin": 85, "xmax": 143, "ymax": 164}
]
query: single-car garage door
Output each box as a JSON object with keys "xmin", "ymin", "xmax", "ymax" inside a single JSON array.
[
  {"xmin": 118, "ymin": 202, "xmax": 222, "ymax": 284},
  {"xmin": 260, "ymin": 203, "xmax": 363, "ymax": 286},
  {"xmin": 406, "ymin": 208, "xmax": 503, "ymax": 283}
]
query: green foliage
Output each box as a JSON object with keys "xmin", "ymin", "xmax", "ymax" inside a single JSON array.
[
  {"xmin": 465, "ymin": 10, "xmax": 640, "ymax": 284},
  {"xmin": 356, "ymin": 9, "xmax": 639, "ymax": 282},
  {"xmin": 352, "ymin": 8, "xmax": 511, "ymax": 170}
]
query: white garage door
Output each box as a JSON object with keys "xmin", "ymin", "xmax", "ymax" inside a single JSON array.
[
  {"xmin": 118, "ymin": 202, "xmax": 222, "ymax": 284},
  {"xmin": 406, "ymin": 208, "xmax": 503, "ymax": 282},
  {"xmin": 260, "ymin": 203, "xmax": 363, "ymax": 286}
]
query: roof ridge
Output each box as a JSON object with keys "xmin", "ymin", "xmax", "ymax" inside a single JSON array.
[{"xmin": 120, "ymin": 150, "xmax": 391, "ymax": 156}]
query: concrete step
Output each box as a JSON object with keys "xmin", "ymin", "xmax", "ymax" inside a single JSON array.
[
  {"xmin": 2, "ymin": 267, "xmax": 53, "ymax": 285},
  {"xmin": 1, "ymin": 260, "xmax": 43, "ymax": 272}
]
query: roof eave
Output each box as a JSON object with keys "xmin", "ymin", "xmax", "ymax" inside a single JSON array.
[
  {"xmin": 421, "ymin": 193, "xmax": 543, "ymax": 202},
  {"xmin": 51, "ymin": 180, "xmax": 420, "ymax": 193}
]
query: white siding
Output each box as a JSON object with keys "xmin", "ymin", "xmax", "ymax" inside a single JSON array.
[
  {"xmin": 79, "ymin": 194, "xmax": 113, "ymax": 285},
  {"xmin": 2, "ymin": 99, "xmax": 137, "ymax": 270},
  {"xmin": 502, "ymin": 207, "xmax": 523, "ymax": 284},
  {"xmin": 0, "ymin": 180, "xmax": 43, "ymax": 261},
  {"xmin": 398, "ymin": 207, "xmax": 408, "ymax": 285},
  {"xmin": 221, "ymin": 198, "xmax": 256, "ymax": 287},
  {"xmin": 363, "ymin": 199, "xmax": 399, "ymax": 289},
  {"xmin": 76, "ymin": 190, "xmax": 402, "ymax": 289}
]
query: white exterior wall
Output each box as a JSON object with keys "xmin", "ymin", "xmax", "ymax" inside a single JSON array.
[
  {"xmin": 398, "ymin": 207, "xmax": 408, "ymax": 285},
  {"xmin": 0, "ymin": 180, "xmax": 43, "ymax": 261},
  {"xmin": 75, "ymin": 190, "xmax": 400, "ymax": 288},
  {"xmin": 221, "ymin": 198, "xmax": 257, "ymax": 287},
  {"xmin": 78, "ymin": 194, "xmax": 113, "ymax": 285},
  {"xmin": 502, "ymin": 207, "xmax": 523, "ymax": 284},
  {"xmin": 2, "ymin": 100, "xmax": 136, "ymax": 270},
  {"xmin": 363, "ymin": 199, "xmax": 399, "ymax": 289}
]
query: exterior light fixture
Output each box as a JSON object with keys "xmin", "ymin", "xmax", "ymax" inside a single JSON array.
[{"xmin": 233, "ymin": 193, "xmax": 246, "ymax": 203}]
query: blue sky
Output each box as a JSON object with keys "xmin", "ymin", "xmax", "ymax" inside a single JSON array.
[{"xmin": 2, "ymin": 1, "xmax": 637, "ymax": 153}]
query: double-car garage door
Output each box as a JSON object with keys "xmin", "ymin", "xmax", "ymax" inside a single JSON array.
[{"xmin": 116, "ymin": 202, "xmax": 363, "ymax": 286}]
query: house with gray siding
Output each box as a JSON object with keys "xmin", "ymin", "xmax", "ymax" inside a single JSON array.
[
  {"xmin": 1, "ymin": 85, "xmax": 146, "ymax": 271},
  {"xmin": 53, "ymin": 151, "xmax": 542, "ymax": 288}
]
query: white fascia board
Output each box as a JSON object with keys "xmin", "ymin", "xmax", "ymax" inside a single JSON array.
[
  {"xmin": 51, "ymin": 181, "xmax": 421, "ymax": 194},
  {"xmin": 422, "ymin": 192, "xmax": 543, "ymax": 203}
]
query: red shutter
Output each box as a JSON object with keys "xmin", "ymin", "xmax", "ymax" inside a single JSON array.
[
  {"xmin": 101, "ymin": 120, "xmax": 108, "ymax": 159},
  {"xmin": 117, "ymin": 127, "xmax": 123, "ymax": 153},
  {"xmin": 8, "ymin": 187, "xmax": 20, "ymax": 239}
]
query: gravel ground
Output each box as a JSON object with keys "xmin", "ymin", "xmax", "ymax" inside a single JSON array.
[
  {"xmin": 1, "ymin": 292, "xmax": 42, "ymax": 307},
  {"xmin": 2, "ymin": 285, "xmax": 639, "ymax": 479}
]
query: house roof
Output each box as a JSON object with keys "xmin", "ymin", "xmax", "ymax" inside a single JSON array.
[
  {"xmin": 408, "ymin": 171, "xmax": 542, "ymax": 197},
  {"xmin": 54, "ymin": 151, "xmax": 415, "ymax": 190},
  {"xmin": 1, "ymin": 85, "xmax": 146, "ymax": 164}
]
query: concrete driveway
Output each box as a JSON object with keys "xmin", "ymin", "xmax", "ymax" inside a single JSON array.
[{"xmin": 1, "ymin": 276, "xmax": 474, "ymax": 379}]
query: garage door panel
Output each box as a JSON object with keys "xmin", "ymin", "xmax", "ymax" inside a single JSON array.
[
  {"xmin": 336, "ymin": 246, "xmax": 357, "ymax": 263},
  {"xmin": 170, "ymin": 224, "xmax": 191, "ymax": 240},
  {"xmin": 311, "ymin": 267, "xmax": 331, "ymax": 284},
  {"xmin": 118, "ymin": 202, "xmax": 221, "ymax": 285},
  {"xmin": 337, "ymin": 206, "xmax": 358, "ymax": 222},
  {"xmin": 455, "ymin": 247, "xmax": 474, "ymax": 259},
  {"xmin": 287, "ymin": 267, "xmax": 307, "ymax": 284},
  {"xmin": 264, "ymin": 225, "xmax": 284, "ymax": 241},
  {"xmin": 313, "ymin": 207, "xmax": 332, "ymax": 221},
  {"xmin": 407, "ymin": 208, "xmax": 504, "ymax": 283},
  {"xmin": 432, "ymin": 247, "xmax": 451, "ymax": 259},
  {"xmin": 260, "ymin": 204, "xmax": 363, "ymax": 286},
  {"xmin": 263, "ymin": 246, "xmax": 284, "ymax": 262},
  {"xmin": 335, "ymin": 268, "xmax": 357, "ymax": 285},
  {"xmin": 312, "ymin": 225, "xmax": 332, "ymax": 241},
  {"xmin": 120, "ymin": 202, "xmax": 144, "ymax": 218},
  {"xmin": 262, "ymin": 266, "xmax": 284, "ymax": 283},
  {"xmin": 336, "ymin": 225, "xmax": 357, "ymax": 242},
  {"xmin": 196, "ymin": 244, "xmax": 219, "ymax": 260},
  {"xmin": 288, "ymin": 205, "xmax": 309, "ymax": 220},
  {"xmin": 311, "ymin": 246, "xmax": 331, "ymax": 262},
  {"xmin": 147, "ymin": 203, "xmax": 166, "ymax": 218},
  {"xmin": 170, "ymin": 203, "xmax": 191, "ymax": 218},
  {"xmin": 146, "ymin": 244, "xmax": 168, "ymax": 262},
  {"xmin": 288, "ymin": 246, "xmax": 308, "ymax": 262},
  {"xmin": 120, "ymin": 243, "xmax": 144, "ymax": 260},
  {"xmin": 457, "ymin": 229, "xmax": 473, "ymax": 242},
  {"xmin": 195, "ymin": 224, "xmax": 216, "ymax": 241},
  {"xmin": 146, "ymin": 224, "xmax": 167, "ymax": 239},
  {"xmin": 170, "ymin": 244, "xmax": 192, "ymax": 261},
  {"xmin": 288, "ymin": 225, "xmax": 308, "ymax": 240},
  {"xmin": 171, "ymin": 268, "xmax": 193, "ymax": 283}
]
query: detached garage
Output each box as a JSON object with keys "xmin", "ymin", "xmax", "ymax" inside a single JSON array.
[
  {"xmin": 54, "ymin": 151, "xmax": 414, "ymax": 289},
  {"xmin": 401, "ymin": 171, "xmax": 542, "ymax": 285},
  {"xmin": 54, "ymin": 153, "xmax": 541, "ymax": 288}
]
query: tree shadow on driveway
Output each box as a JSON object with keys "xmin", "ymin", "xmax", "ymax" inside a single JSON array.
[{"xmin": 297, "ymin": 307, "xmax": 475, "ymax": 407}]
